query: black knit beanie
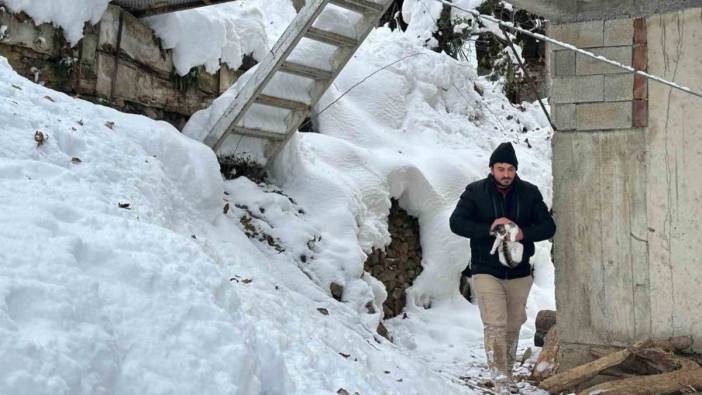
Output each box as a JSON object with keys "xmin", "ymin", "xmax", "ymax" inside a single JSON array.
[{"xmin": 489, "ymin": 142, "xmax": 518, "ymax": 169}]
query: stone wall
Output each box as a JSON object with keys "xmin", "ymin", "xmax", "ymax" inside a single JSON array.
[
  {"xmin": 548, "ymin": 7, "xmax": 702, "ymax": 371},
  {"xmin": 0, "ymin": 9, "xmax": 72, "ymax": 90},
  {"xmin": 364, "ymin": 199, "xmax": 423, "ymax": 318},
  {"xmin": 0, "ymin": 5, "xmax": 242, "ymax": 129}
]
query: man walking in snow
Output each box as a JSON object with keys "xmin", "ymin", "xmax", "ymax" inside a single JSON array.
[{"xmin": 449, "ymin": 142, "xmax": 555, "ymax": 391}]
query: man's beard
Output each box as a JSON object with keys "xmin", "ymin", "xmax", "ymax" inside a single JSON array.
[{"xmin": 497, "ymin": 178, "xmax": 513, "ymax": 187}]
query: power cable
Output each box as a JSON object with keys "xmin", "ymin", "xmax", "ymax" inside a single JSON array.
[{"xmin": 435, "ymin": 0, "xmax": 702, "ymax": 100}]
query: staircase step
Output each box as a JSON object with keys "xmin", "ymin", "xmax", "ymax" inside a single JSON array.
[
  {"xmin": 305, "ymin": 27, "xmax": 358, "ymax": 47},
  {"xmin": 231, "ymin": 126, "xmax": 288, "ymax": 141},
  {"xmin": 329, "ymin": 0, "xmax": 384, "ymax": 14},
  {"xmin": 279, "ymin": 61, "xmax": 333, "ymax": 80},
  {"xmin": 254, "ymin": 94, "xmax": 310, "ymax": 112}
]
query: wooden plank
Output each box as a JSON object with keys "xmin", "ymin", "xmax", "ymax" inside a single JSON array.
[
  {"xmin": 533, "ymin": 326, "xmax": 560, "ymax": 381},
  {"xmin": 307, "ymin": 3, "xmax": 390, "ymax": 101},
  {"xmin": 262, "ymin": 0, "xmax": 393, "ymax": 168},
  {"xmin": 329, "ymin": 0, "xmax": 384, "ymax": 14},
  {"xmin": 254, "ymin": 94, "xmax": 310, "ymax": 111},
  {"xmin": 116, "ymin": 0, "xmax": 240, "ymax": 17},
  {"xmin": 279, "ymin": 61, "xmax": 333, "ymax": 80},
  {"xmin": 305, "ymin": 27, "xmax": 358, "ymax": 47},
  {"xmin": 202, "ymin": 0, "xmax": 331, "ymax": 150},
  {"xmin": 284, "ymin": 109, "xmax": 311, "ymax": 134},
  {"xmin": 231, "ymin": 126, "xmax": 288, "ymax": 141}
]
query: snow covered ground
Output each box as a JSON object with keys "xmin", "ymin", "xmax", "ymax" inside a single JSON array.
[{"xmin": 0, "ymin": 1, "xmax": 554, "ymax": 394}]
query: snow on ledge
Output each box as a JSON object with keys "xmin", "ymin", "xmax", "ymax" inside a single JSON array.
[{"xmin": 2, "ymin": 0, "xmax": 110, "ymax": 46}]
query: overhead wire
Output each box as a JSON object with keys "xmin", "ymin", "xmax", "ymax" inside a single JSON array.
[
  {"xmin": 226, "ymin": 0, "xmax": 551, "ymax": 158},
  {"xmin": 435, "ymin": 0, "xmax": 702, "ymax": 100},
  {"xmin": 228, "ymin": 0, "xmax": 702, "ymax": 160}
]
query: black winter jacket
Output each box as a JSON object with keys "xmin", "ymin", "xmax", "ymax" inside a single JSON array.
[{"xmin": 449, "ymin": 174, "xmax": 556, "ymax": 279}]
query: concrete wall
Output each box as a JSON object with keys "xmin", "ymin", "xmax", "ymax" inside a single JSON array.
[
  {"xmin": 549, "ymin": 7, "xmax": 702, "ymax": 369},
  {"xmin": 645, "ymin": 7, "xmax": 702, "ymax": 349}
]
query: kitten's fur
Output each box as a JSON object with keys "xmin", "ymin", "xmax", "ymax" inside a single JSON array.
[{"xmin": 490, "ymin": 223, "xmax": 523, "ymax": 268}]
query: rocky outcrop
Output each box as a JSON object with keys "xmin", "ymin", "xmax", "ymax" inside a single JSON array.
[{"xmin": 364, "ymin": 199, "xmax": 423, "ymax": 318}]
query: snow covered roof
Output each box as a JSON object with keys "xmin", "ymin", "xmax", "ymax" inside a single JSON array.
[{"xmin": 111, "ymin": 0, "xmax": 240, "ymax": 17}]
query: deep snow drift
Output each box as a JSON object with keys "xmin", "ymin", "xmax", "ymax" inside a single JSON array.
[
  {"xmin": 183, "ymin": 0, "xmax": 555, "ymax": 357},
  {"xmin": 0, "ymin": 55, "xmax": 480, "ymax": 394},
  {"xmin": 0, "ymin": 0, "xmax": 554, "ymax": 394}
]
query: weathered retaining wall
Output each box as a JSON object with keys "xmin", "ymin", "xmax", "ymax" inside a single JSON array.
[
  {"xmin": 548, "ymin": 7, "xmax": 702, "ymax": 369},
  {"xmin": 364, "ymin": 199, "xmax": 423, "ymax": 318},
  {"xmin": 0, "ymin": 5, "xmax": 242, "ymax": 128},
  {"xmin": 0, "ymin": 9, "xmax": 71, "ymax": 90}
]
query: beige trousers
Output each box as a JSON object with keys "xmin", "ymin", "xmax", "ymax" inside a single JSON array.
[{"xmin": 473, "ymin": 274, "xmax": 533, "ymax": 379}]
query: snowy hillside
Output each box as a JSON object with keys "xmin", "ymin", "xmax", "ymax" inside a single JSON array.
[{"xmin": 0, "ymin": 1, "xmax": 554, "ymax": 394}]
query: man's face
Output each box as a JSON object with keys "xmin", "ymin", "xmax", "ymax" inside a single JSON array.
[{"xmin": 491, "ymin": 163, "xmax": 516, "ymax": 188}]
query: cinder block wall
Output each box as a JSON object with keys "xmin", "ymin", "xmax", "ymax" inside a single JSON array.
[
  {"xmin": 550, "ymin": 18, "xmax": 646, "ymax": 131},
  {"xmin": 549, "ymin": 8, "xmax": 702, "ymax": 370}
]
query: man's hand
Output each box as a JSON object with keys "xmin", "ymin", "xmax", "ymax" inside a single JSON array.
[
  {"xmin": 490, "ymin": 217, "xmax": 513, "ymax": 231},
  {"xmin": 490, "ymin": 218, "xmax": 524, "ymax": 241}
]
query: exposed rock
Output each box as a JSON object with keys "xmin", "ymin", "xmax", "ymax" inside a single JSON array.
[
  {"xmin": 330, "ymin": 282, "xmax": 344, "ymax": 301},
  {"xmin": 534, "ymin": 309, "xmax": 556, "ymax": 347},
  {"xmin": 377, "ymin": 322, "xmax": 392, "ymax": 342},
  {"xmin": 363, "ymin": 199, "xmax": 423, "ymax": 318}
]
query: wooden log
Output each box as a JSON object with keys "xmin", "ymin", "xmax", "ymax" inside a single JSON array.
[
  {"xmin": 633, "ymin": 347, "xmax": 700, "ymax": 372},
  {"xmin": 532, "ymin": 326, "xmax": 559, "ymax": 381},
  {"xmin": 592, "ymin": 343, "xmax": 699, "ymax": 376},
  {"xmin": 589, "ymin": 346, "xmax": 622, "ymax": 359},
  {"xmin": 539, "ymin": 348, "xmax": 632, "ymax": 394},
  {"xmin": 577, "ymin": 367, "xmax": 702, "ymax": 395},
  {"xmin": 636, "ymin": 335, "xmax": 694, "ymax": 353}
]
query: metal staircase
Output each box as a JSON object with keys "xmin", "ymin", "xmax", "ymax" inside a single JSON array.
[{"xmin": 200, "ymin": 0, "xmax": 393, "ymax": 166}]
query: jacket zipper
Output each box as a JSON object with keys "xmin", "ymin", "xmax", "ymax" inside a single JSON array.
[
  {"xmin": 493, "ymin": 191, "xmax": 509, "ymax": 279},
  {"xmin": 516, "ymin": 196, "xmax": 520, "ymax": 222}
]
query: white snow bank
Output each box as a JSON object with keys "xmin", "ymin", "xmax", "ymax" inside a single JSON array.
[
  {"xmin": 144, "ymin": 1, "xmax": 296, "ymax": 75},
  {"xmin": 2, "ymin": 0, "xmax": 110, "ymax": 45},
  {"xmin": 0, "ymin": 54, "xmax": 478, "ymax": 394},
  {"xmin": 186, "ymin": 18, "xmax": 555, "ymax": 385},
  {"xmin": 277, "ymin": 25, "xmax": 555, "ymax": 337}
]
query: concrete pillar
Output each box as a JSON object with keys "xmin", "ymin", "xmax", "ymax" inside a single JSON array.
[{"xmin": 549, "ymin": 6, "xmax": 702, "ymax": 371}]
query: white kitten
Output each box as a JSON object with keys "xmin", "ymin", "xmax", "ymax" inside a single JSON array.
[{"xmin": 490, "ymin": 223, "xmax": 523, "ymax": 268}]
